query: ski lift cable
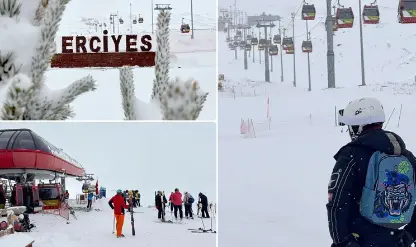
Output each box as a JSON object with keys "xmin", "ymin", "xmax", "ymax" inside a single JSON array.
[
  {"xmin": 294, "ymin": 15, "xmax": 325, "ymax": 38},
  {"xmin": 284, "ymin": 1, "xmax": 305, "ymax": 30}
]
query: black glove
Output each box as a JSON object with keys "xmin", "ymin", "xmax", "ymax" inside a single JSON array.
[{"xmin": 397, "ymin": 230, "xmax": 414, "ymax": 247}]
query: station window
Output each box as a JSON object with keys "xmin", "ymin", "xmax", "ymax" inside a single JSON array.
[
  {"xmin": 12, "ymin": 131, "xmax": 36, "ymax": 150},
  {"xmin": 0, "ymin": 131, "xmax": 15, "ymax": 149}
]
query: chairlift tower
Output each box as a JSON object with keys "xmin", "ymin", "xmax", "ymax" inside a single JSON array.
[
  {"xmin": 358, "ymin": 0, "xmax": 366, "ymax": 86},
  {"xmin": 238, "ymin": 24, "xmax": 251, "ymax": 70},
  {"xmin": 325, "ymin": 0, "xmax": 336, "ymax": 88},
  {"xmin": 291, "ymin": 12, "xmax": 297, "ymax": 87},
  {"xmin": 256, "ymin": 19, "xmax": 275, "ymax": 82},
  {"xmin": 109, "ymin": 13, "xmax": 118, "ymax": 33}
]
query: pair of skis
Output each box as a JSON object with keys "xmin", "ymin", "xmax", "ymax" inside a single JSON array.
[
  {"xmin": 129, "ymin": 198, "xmax": 135, "ymax": 236},
  {"xmin": 188, "ymin": 214, "xmax": 216, "ymax": 234}
]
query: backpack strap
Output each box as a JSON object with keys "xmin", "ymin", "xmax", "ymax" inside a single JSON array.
[{"xmin": 385, "ymin": 132, "xmax": 401, "ymax": 155}]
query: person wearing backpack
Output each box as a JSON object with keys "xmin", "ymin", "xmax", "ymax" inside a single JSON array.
[
  {"xmin": 184, "ymin": 192, "xmax": 194, "ymax": 219},
  {"xmin": 327, "ymin": 97, "xmax": 416, "ymax": 247}
]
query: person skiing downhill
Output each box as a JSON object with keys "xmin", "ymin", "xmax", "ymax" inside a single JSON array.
[
  {"xmin": 109, "ymin": 189, "xmax": 130, "ymax": 238},
  {"xmin": 327, "ymin": 97, "xmax": 416, "ymax": 247},
  {"xmin": 172, "ymin": 188, "xmax": 184, "ymax": 220}
]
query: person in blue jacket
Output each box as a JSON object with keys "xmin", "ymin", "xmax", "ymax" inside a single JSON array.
[
  {"xmin": 327, "ymin": 97, "xmax": 416, "ymax": 247},
  {"xmin": 87, "ymin": 192, "xmax": 94, "ymax": 209}
]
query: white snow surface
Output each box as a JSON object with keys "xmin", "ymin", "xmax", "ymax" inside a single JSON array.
[
  {"xmin": 219, "ymin": 0, "xmax": 416, "ymax": 246},
  {"xmin": 13, "ymin": 199, "xmax": 216, "ymax": 247}
]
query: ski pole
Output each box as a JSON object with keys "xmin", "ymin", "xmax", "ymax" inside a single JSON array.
[{"xmin": 112, "ymin": 215, "xmax": 115, "ymax": 234}]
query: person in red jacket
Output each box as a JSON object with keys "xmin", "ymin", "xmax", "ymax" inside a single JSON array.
[
  {"xmin": 109, "ymin": 189, "xmax": 130, "ymax": 238},
  {"xmin": 171, "ymin": 188, "xmax": 183, "ymax": 220},
  {"xmin": 168, "ymin": 192, "xmax": 174, "ymax": 212}
]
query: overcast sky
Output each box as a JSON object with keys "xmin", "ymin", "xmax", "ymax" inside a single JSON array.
[{"xmin": 0, "ymin": 122, "xmax": 216, "ymax": 206}]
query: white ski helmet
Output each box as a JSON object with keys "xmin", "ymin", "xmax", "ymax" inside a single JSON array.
[{"xmin": 338, "ymin": 97, "xmax": 385, "ymax": 140}]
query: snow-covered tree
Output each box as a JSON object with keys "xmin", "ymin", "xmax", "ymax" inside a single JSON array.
[
  {"xmin": 0, "ymin": 0, "xmax": 96, "ymax": 120},
  {"xmin": 120, "ymin": 10, "xmax": 208, "ymax": 120}
]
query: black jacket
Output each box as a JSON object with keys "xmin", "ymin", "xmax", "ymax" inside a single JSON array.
[
  {"xmin": 199, "ymin": 193, "xmax": 208, "ymax": 206},
  {"xmin": 327, "ymin": 127, "xmax": 416, "ymax": 245},
  {"xmin": 155, "ymin": 194, "xmax": 167, "ymax": 209}
]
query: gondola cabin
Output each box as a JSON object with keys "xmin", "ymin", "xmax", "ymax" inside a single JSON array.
[
  {"xmin": 251, "ymin": 37, "xmax": 259, "ymax": 45},
  {"xmin": 282, "ymin": 37, "xmax": 294, "ymax": 50},
  {"xmin": 138, "ymin": 17, "xmax": 144, "ymax": 24},
  {"xmin": 273, "ymin": 34, "xmax": 281, "ymax": 44},
  {"xmin": 398, "ymin": 0, "xmax": 416, "ymax": 23},
  {"xmin": 336, "ymin": 7, "xmax": 354, "ymax": 28},
  {"xmin": 269, "ymin": 45, "xmax": 279, "ymax": 56},
  {"xmin": 14, "ymin": 184, "xmax": 41, "ymax": 213},
  {"xmin": 181, "ymin": 24, "xmax": 191, "ymax": 33},
  {"xmin": 302, "ymin": 40, "xmax": 313, "ymax": 53},
  {"xmin": 286, "ymin": 48, "xmax": 294, "ymax": 54},
  {"xmin": 119, "ymin": 18, "xmax": 124, "ymax": 24},
  {"xmin": 302, "ymin": 4, "xmax": 316, "ymax": 20},
  {"xmin": 239, "ymin": 41, "xmax": 246, "ymax": 49},
  {"xmin": 38, "ymin": 183, "xmax": 61, "ymax": 210},
  {"xmin": 363, "ymin": 5, "xmax": 380, "ymax": 24},
  {"xmin": 258, "ymin": 39, "xmax": 267, "ymax": 50},
  {"xmin": 245, "ymin": 44, "xmax": 252, "ymax": 51},
  {"xmin": 132, "ymin": 19, "xmax": 137, "ymax": 24}
]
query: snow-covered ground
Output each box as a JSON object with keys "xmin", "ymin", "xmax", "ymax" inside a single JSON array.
[
  {"xmin": 218, "ymin": 0, "xmax": 416, "ymax": 246},
  {"xmin": 14, "ymin": 199, "xmax": 216, "ymax": 247},
  {"xmin": 52, "ymin": 0, "xmax": 216, "ymax": 120}
]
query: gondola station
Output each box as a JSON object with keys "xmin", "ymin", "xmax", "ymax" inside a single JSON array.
[{"xmin": 0, "ymin": 129, "xmax": 97, "ymax": 245}]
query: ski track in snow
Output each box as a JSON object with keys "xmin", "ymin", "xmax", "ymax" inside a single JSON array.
[{"xmin": 218, "ymin": 0, "xmax": 416, "ymax": 246}]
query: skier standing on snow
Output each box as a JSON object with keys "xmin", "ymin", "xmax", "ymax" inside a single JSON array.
[
  {"xmin": 184, "ymin": 192, "xmax": 194, "ymax": 219},
  {"xmin": 198, "ymin": 193, "xmax": 210, "ymax": 218},
  {"xmin": 135, "ymin": 190, "xmax": 140, "ymax": 207},
  {"xmin": 172, "ymin": 188, "xmax": 184, "ymax": 220},
  {"xmin": 155, "ymin": 191, "xmax": 167, "ymax": 221},
  {"xmin": 108, "ymin": 189, "xmax": 130, "ymax": 238},
  {"xmin": 169, "ymin": 192, "xmax": 174, "ymax": 212},
  {"xmin": 327, "ymin": 97, "xmax": 416, "ymax": 247},
  {"xmin": 87, "ymin": 191, "xmax": 93, "ymax": 209}
]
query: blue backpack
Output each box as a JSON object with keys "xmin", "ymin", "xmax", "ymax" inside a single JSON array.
[
  {"xmin": 188, "ymin": 196, "xmax": 195, "ymax": 203},
  {"xmin": 360, "ymin": 151, "xmax": 416, "ymax": 229}
]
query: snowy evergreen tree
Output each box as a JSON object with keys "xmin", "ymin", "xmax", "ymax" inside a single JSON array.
[
  {"xmin": 0, "ymin": 0, "xmax": 96, "ymax": 120},
  {"xmin": 120, "ymin": 10, "xmax": 208, "ymax": 120}
]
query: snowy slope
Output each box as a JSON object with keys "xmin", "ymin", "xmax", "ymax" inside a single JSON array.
[
  {"xmin": 17, "ymin": 199, "xmax": 216, "ymax": 247},
  {"xmin": 218, "ymin": 0, "xmax": 416, "ymax": 246},
  {"xmin": 48, "ymin": 0, "xmax": 216, "ymax": 120}
]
